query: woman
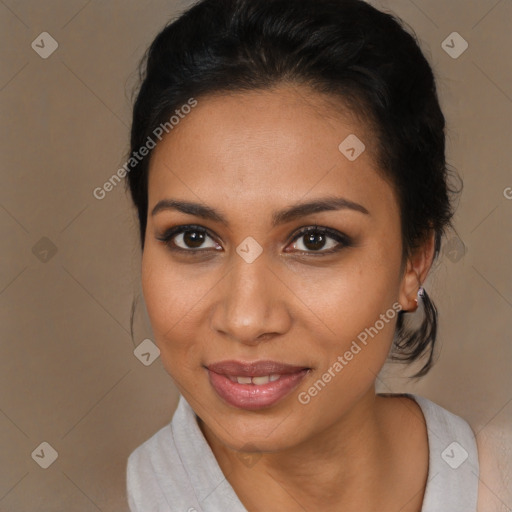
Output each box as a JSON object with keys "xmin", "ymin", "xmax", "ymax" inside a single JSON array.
[{"xmin": 125, "ymin": 0, "xmax": 480, "ymax": 510}]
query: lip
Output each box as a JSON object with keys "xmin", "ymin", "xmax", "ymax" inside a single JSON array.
[
  {"xmin": 207, "ymin": 359, "xmax": 308, "ymax": 377},
  {"xmin": 206, "ymin": 360, "xmax": 310, "ymax": 410}
]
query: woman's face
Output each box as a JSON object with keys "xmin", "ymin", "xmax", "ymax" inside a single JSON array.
[{"xmin": 142, "ymin": 84, "xmax": 414, "ymax": 452}]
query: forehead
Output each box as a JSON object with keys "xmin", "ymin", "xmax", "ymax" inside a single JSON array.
[{"xmin": 147, "ymin": 85, "xmax": 394, "ymax": 217}]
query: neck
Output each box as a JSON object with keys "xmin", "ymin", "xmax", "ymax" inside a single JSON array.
[{"xmin": 199, "ymin": 387, "xmax": 401, "ymax": 511}]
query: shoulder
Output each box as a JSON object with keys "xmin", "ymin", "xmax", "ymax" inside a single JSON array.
[
  {"xmin": 126, "ymin": 395, "xmax": 247, "ymax": 512},
  {"xmin": 126, "ymin": 397, "xmax": 202, "ymax": 511},
  {"xmin": 126, "ymin": 422, "xmax": 177, "ymax": 480},
  {"xmin": 407, "ymin": 394, "xmax": 480, "ymax": 512}
]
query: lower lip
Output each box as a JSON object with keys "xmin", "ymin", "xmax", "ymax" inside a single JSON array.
[{"xmin": 207, "ymin": 368, "xmax": 309, "ymax": 410}]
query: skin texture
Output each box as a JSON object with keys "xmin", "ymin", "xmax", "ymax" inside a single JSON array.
[{"xmin": 141, "ymin": 84, "xmax": 435, "ymax": 511}]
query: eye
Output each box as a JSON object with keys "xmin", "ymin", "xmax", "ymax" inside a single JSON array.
[
  {"xmin": 156, "ymin": 224, "xmax": 352, "ymax": 256},
  {"xmin": 156, "ymin": 224, "xmax": 221, "ymax": 253},
  {"xmin": 286, "ymin": 226, "xmax": 352, "ymax": 255}
]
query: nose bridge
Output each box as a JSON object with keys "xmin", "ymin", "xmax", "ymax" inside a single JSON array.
[{"xmin": 211, "ymin": 251, "xmax": 290, "ymax": 343}]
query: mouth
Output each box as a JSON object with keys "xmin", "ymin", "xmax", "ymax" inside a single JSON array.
[{"xmin": 205, "ymin": 360, "xmax": 311, "ymax": 410}]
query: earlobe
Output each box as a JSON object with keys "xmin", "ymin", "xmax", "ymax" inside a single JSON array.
[
  {"xmin": 398, "ymin": 231, "xmax": 436, "ymax": 312},
  {"xmin": 398, "ymin": 261, "xmax": 421, "ymax": 312}
]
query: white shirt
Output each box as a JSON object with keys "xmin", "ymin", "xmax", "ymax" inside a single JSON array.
[{"xmin": 126, "ymin": 393, "xmax": 479, "ymax": 511}]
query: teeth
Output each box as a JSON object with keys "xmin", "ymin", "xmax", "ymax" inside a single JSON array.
[
  {"xmin": 252, "ymin": 376, "xmax": 270, "ymax": 385},
  {"xmin": 233, "ymin": 374, "xmax": 282, "ymax": 385}
]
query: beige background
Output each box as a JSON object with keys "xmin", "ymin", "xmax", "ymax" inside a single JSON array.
[{"xmin": 1, "ymin": 0, "xmax": 510, "ymax": 510}]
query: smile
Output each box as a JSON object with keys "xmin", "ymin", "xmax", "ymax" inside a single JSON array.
[{"xmin": 206, "ymin": 360, "xmax": 311, "ymax": 410}]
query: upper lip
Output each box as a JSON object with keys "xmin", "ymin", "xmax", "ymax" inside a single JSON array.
[{"xmin": 206, "ymin": 360, "xmax": 309, "ymax": 377}]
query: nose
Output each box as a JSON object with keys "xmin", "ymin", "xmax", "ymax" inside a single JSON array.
[{"xmin": 210, "ymin": 252, "xmax": 292, "ymax": 346}]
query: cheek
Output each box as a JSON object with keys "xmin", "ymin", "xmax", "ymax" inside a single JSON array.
[
  {"xmin": 293, "ymin": 276, "xmax": 400, "ymax": 421},
  {"xmin": 141, "ymin": 249, "xmax": 205, "ymax": 369},
  {"xmin": 297, "ymin": 247, "xmax": 401, "ymax": 339},
  {"xmin": 292, "ymin": 244, "xmax": 402, "ymax": 389}
]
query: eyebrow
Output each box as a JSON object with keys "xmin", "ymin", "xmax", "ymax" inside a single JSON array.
[{"xmin": 151, "ymin": 196, "xmax": 369, "ymax": 227}]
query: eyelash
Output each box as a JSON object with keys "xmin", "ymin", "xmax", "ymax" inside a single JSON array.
[{"xmin": 156, "ymin": 224, "xmax": 352, "ymax": 257}]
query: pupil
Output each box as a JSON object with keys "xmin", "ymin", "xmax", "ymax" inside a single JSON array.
[
  {"xmin": 184, "ymin": 231, "xmax": 205, "ymax": 248},
  {"xmin": 304, "ymin": 232, "xmax": 325, "ymax": 251}
]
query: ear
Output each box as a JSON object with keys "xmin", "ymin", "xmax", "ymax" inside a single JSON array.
[{"xmin": 398, "ymin": 231, "xmax": 436, "ymax": 312}]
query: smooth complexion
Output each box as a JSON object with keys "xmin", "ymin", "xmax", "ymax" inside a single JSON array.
[{"xmin": 141, "ymin": 84, "xmax": 435, "ymax": 512}]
